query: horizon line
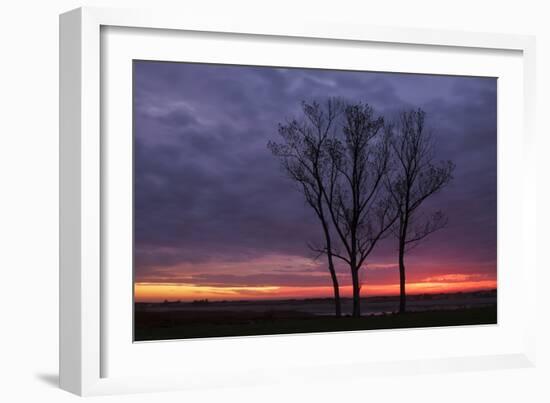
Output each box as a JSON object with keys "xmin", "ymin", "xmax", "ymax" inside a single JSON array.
[{"xmin": 135, "ymin": 287, "xmax": 497, "ymax": 304}]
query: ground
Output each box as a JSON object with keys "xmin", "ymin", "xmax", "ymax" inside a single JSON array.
[{"xmin": 134, "ymin": 305, "xmax": 497, "ymax": 341}]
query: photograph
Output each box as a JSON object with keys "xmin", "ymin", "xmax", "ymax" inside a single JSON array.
[{"xmin": 132, "ymin": 60, "xmax": 497, "ymax": 341}]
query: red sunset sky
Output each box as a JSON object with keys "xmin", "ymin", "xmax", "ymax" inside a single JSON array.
[{"xmin": 133, "ymin": 62, "xmax": 497, "ymax": 302}]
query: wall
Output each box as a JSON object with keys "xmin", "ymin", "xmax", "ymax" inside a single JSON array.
[{"xmin": 0, "ymin": 1, "xmax": 548, "ymax": 402}]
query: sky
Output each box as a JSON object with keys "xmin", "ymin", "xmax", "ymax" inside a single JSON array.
[{"xmin": 133, "ymin": 60, "xmax": 497, "ymax": 302}]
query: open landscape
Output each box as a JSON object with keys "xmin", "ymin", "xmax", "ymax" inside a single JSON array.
[
  {"xmin": 135, "ymin": 290, "xmax": 496, "ymax": 340},
  {"xmin": 134, "ymin": 61, "xmax": 497, "ymax": 340}
]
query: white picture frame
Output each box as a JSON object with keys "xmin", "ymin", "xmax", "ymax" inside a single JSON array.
[{"xmin": 59, "ymin": 6, "xmax": 537, "ymax": 396}]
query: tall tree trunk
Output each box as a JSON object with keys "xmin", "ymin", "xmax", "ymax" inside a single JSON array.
[
  {"xmin": 351, "ymin": 264, "xmax": 361, "ymax": 317},
  {"xmin": 398, "ymin": 239, "xmax": 406, "ymax": 313},
  {"xmin": 327, "ymin": 255, "xmax": 341, "ymax": 317},
  {"xmin": 320, "ymin": 217, "xmax": 341, "ymax": 317}
]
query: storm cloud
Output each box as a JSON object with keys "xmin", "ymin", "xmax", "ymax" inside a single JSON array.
[{"xmin": 133, "ymin": 61, "xmax": 497, "ymax": 294}]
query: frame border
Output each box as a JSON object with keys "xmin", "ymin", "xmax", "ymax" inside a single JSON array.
[{"xmin": 59, "ymin": 6, "xmax": 537, "ymax": 396}]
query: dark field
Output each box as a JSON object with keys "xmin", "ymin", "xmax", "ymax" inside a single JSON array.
[{"xmin": 134, "ymin": 290, "xmax": 497, "ymax": 341}]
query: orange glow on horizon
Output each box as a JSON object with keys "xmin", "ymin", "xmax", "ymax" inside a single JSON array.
[{"xmin": 134, "ymin": 279, "xmax": 497, "ymax": 302}]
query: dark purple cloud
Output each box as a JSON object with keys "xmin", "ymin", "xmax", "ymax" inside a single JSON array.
[{"xmin": 133, "ymin": 61, "xmax": 496, "ymax": 289}]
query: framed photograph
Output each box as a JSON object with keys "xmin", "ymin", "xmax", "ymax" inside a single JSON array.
[{"xmin": 59, "ymin": 7, "xmax": 537, "ymax": 396}]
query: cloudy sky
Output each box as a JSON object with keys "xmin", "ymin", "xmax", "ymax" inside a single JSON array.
[{"xmin": 133, "ymin": 60, "xmax": 497, "ymax": 302}]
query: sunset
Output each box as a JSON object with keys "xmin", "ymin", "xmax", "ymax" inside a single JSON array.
[
  {"xmin": 134, "ymin": 258, "xmax": 497, "ymax": 301},
  {"xmin": 133, "ymin": 60, "xmax": 497, "ymax": 340},
  {"xmin": 135, "ymin": 279, "xmax": 497, "ymax": 302}
]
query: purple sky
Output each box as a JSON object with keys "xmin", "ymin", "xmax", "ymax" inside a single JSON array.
[{"xmin": 133, "ymin": 60, "xmax": 497, "ymax": 299}]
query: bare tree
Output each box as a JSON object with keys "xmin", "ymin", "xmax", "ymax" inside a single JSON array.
[
  {"xmin": 268, "ymin": 99, "xmax": 344, "ymax": 317},
  {"xmin": 387, "ymin": 109, "xmax": 455, "ymax": 313},
  {"xmin": 320, "ymin": 103, "xmax": 397, "ymax": 317}
]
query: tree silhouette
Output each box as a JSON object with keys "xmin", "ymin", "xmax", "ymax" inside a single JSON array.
[
  {"xmin": 268, "ymin": 99, "xmax": 344, "ymax": 317},
  {"xmin": 270, "ymin": 102, "xmax": 455, "ymax": 318},
  {"xmin": 320, "ymin": 102, "xmax": 397, "ymax": 317},
  {"xmin": 386, "ymin": 109, "xmax": 455, "ymax": 313}
]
